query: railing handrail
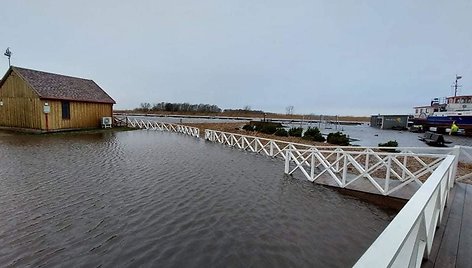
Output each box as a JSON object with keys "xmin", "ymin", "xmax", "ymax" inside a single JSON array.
[
  {"xmin": 283, "ymin": 148, "xmax": 448, "ymax": 158},
  {"xmin": 353, "ymin": 155, "xmax": 456, "ymax": 267},
  {"xmin": 123, "ymin": 117, "xmax": 200, "ymax": 138},
  {"xmin": 204, "ymin": 129, "xmax": 459, "ymax": 155},
  {"xmin": 204, "ymin": 129, "xmax": 456, "ymax": 196}
]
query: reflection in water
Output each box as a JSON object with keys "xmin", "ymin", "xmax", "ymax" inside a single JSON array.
[{"xmin": 0, "ymin": 130, "xmax": 395, "ymax": 267}]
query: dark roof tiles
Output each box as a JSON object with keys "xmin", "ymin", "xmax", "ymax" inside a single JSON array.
[{"xmin": 11, "ymin": 66, "xmax": 115, "ymax": 104}]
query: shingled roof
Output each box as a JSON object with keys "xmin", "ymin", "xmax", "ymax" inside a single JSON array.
[{"xmin": 1, "ymin": 66, "xmax": 115, "ymax": 104}]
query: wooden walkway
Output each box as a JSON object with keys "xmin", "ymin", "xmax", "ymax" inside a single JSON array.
[{"xmin": 423, "ymin": 182, "xmax": 472, "ymax": 268}]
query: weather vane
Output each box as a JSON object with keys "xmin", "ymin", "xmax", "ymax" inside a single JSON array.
[
  {"xmin": 453, "ymin": 74, "xmax": 462, "ymax": 97},
  {"xmin": 4, "ymin": 47, "xmax": 12, "ymax": 67}
]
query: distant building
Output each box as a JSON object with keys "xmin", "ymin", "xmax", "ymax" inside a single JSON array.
[
  {"xmin": 370, "ymin": 115, "xmax": 409, "ymax": 130},
  {"xmin": 0, "ymin": 66, "xmax": 115, "ymax": 132}
]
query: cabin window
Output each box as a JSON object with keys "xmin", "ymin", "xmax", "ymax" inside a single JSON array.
[{"xmin": 61, "ymin": 101, "xmax": 70, "ymax": 119}]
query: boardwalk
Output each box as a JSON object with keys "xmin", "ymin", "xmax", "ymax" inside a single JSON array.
[{"xmin": 423, "ymin": 182, "xmax": 472, "ymax": 268}]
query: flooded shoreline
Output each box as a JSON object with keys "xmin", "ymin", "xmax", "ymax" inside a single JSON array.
[
  {"xmin": 127, "ymin": 115, "xmax": 472, "ymax": 148},
  {"xmin": 0, "ymin": 130, "xmax": 395, "ymax": 267}
]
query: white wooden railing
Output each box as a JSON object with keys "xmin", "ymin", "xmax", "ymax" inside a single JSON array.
[
  {"xmin": 204, "ymin": 129, "xmax": 468, "ymax": 158},
  {"xmin": 204, "ymin": 130, "xmax": 462, "ymax": 196},
  {"xmin": 354, "ymin": 155, "xmax": 456, "ymax": 268},
  {"xmin": 284, "ymin": 148, "xmax": 450, "ymax": 196},
  {"xmin": 125, "ymin": 117, "xmax": 200, "ymax": 138},
  {"xmin": 204, "ymin": 129, "xmax": 467, "ymax": 266}
]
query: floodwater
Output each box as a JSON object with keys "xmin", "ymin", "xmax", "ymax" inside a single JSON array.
[
  {"xmin": 0, "ymin": 130, "xmax": 395, "ymax": 267},
  {"xmin": 129, "ymin": 115, "xmax": 472, "ymax": 147},
  {"xmin": 289, "ymin": 122, "xmax": 472, "ymax": 148}
]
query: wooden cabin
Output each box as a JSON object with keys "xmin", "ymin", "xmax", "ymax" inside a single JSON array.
[{"xmin": 0, "ymin": 66, "xmax": 115, "ymax": 132}]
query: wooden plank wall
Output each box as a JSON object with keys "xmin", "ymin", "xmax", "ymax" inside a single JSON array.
[
  {"xmin": 0, "ymin": 71, "xmax": 42, "ymax": 129},
  {"xmin": 0, "ymin": 71, "xmax": 113, "ymax": 131},
  {"xmin": 42, "ymin": 100, "xmax": 113, "ymax": 130}
]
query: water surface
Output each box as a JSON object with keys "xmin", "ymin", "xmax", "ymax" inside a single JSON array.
[{"xmin": 0, "ymin": 130, "xmax": 395, "ymax": 267}]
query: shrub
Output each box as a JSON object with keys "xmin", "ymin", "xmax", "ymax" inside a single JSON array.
[
  {"xmin": 260, "ymin": 125, "xmax": 278, "ymax": 134},
  {"xmin": 378, "ymin": 140, "xmax": 398, "ymax": 147},
  {"xmin": 327, "ymin": 132, "xmax": 350, "ymax": 146},
  {"xmin": 242, "ymin": 124, "xmax": 254, "ymax": 131},
  {"xmin": 250, "ymin": 121, "xmax": 282, "ymax": 132},
  {"xmin": 378, "ymin": 140, "xmax": 398, "ymax": 152},
  {"xmin": 303, "ymin": 127, "xmax": 325, "ymax": 142},
  {"xmin": 288, "ymin": 127, "xmax": 303, "ymax": 137},
  {"xmin": 274, "ymin": 128, "xmax": 288, "ymax": 137}
]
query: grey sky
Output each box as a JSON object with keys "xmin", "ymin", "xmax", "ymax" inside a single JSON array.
[{"xmin": 1, "ymin": 0, "xmax": 471, "ymax": 116}]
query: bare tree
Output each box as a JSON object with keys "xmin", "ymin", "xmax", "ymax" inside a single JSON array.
[
  {"xmin": 140, "ymin": 102, "xmax": 151, "ymax": 111},
  {"xmin": 286, "ymin": 105, "xmax": 294, "ymax": 115},
  {"xmin": 243, "ymin": 105, "xmax": 252, "ymax": 111}
]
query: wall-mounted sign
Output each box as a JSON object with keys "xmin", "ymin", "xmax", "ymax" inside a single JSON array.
[{"xmin": 43, "ymin": 103, "xmax": 50, "ymax": 114}]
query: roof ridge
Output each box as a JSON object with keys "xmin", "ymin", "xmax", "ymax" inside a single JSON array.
[
  {"xmin": 12, "ymin": 66, "xmax": 93, "ymax": 81},
  {"xmin": 7, "ymin": 66, "xmax": 116, "ymax": 104}
]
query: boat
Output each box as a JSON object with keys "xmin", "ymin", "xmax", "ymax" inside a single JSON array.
[{"xmin": 412, "ymin": 75, "xmax": 472, "ymax": 136}]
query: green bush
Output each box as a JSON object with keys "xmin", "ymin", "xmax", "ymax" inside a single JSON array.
[
  {"xmin": 260, "ymin": 125, "xmax": 278, "ymax": 134},
  {"xmin": 378, "ymin": 140, "xmax": 398, "ymax": 152},
  {"xmin": 274, "ymin": 128, "xmax": 288, "ymax": 136},
  {"xmin": 251, "ymin": 121, "xmax": 282, "ymax": 132},
  {"xmin": 303, "ymin": 127, "xmax": 325, "ymax": 142},
  {"xmin": 378, "ymin": 140, "xmax": 398, "ymax": 147},
  {"xmin": 288, "ymin": 127, "xmax": 303, "ymax": 137},
  {"xmin": 242, "ymin": 124, "xmax": 254, "ymax": 131},
  {"xmin": 327, "ymin": 132, "xmax": 350, "ymax": 146}
]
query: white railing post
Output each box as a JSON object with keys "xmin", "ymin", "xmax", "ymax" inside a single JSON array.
[
  {"xmin": 452, "ymin": 145, "xmax": 460, "ymax": 181},
  {"xmin": 335, "ymin": 150, "xmax": 341, "ymax": 172},
  {"xmin": 270, "ymin": 141, "xmax": 274, "ymax": 157},
  {"xmin": 310, "ymin": 152, "xmax": 315, "ymax": 181},
  {"xmin": 284, "ymin": 150, "xmax": 290, "ymax": 174},
  {"xmin": 402, "ymin": 155, "xmax": 408, "ymax": 181},
  {"xmin": 342, "ymin": 153, "xmax": 348, "ymax": 186},
  {"xmin": 384, "ymin": 155, "xmax": 391, "ymax": 195}
]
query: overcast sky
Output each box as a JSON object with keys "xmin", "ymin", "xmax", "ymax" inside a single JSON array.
[{"xmin": 1, "ymin": 0, "xmax": 471, "ymax": 115}]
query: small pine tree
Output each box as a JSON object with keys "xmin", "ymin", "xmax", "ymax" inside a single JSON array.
[
  {"xmin": 288, "ymin": 127, "xmax": 303, "ymax": 137},
  {"xmin": 274, "ymin": 128, "xmax": 288, "ymax": 136},
  {"xmin": 303, "ymin": 127, "xmax": 325, "ymax": 142},
  {"xmin": 327, "ymin": 132, "xmax": 350, "ymax": 146}
]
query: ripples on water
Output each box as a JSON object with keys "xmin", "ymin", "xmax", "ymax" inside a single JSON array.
[{"xmin": 0, "ymin": 130, "xmax": 396, "ymax": 267}]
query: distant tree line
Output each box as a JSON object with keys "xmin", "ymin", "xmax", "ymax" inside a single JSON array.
[
  {"xmin": 223, "ymin": 108, "xmax": 265, "ymax": 114},
  {"xmin": 136, "ymin": 102, "xmax": 222, "ymax": 113}
]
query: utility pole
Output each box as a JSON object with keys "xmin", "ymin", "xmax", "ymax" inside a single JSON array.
[
  {"xmin": 453, "ymin": 74, "xmax": 462, "ymax": 97},
  {"xmin": 4, "ymin": 47, "xmax": 12, "ymax": 66}
]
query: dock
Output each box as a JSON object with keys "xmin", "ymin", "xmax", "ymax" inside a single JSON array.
[{"xmin": 423, "ymin": 182, "xmax": 472, "ymax": 268}]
